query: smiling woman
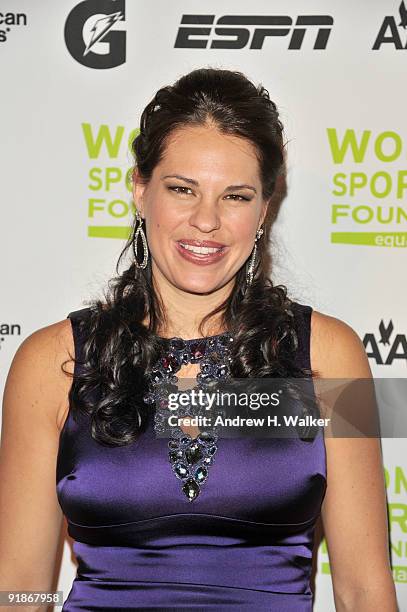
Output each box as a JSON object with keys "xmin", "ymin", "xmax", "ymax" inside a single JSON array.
[
  {"xmin": 0, "ymin": 67, "xmax": 397, "ymax": 611},
  {"xmin": 133, "ymin": 123, "xmax": 268, "ymax": 293}
]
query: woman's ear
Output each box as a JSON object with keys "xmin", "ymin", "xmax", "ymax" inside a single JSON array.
[{"xmin": 132, "ymin": 169, "xmax": 146, "ymax": 217}]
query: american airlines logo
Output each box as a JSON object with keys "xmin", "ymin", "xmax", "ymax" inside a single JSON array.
[
  {"xmin": 363, "ymin": 319, "xmax": 407, "ymax": 366},
  {"xmin": 175, "ymin": 14, "xmax": 334, "ymax": 50},
  {"xmin": 373, "ymin": 0, "xmax": 407, "ymax": 49}
]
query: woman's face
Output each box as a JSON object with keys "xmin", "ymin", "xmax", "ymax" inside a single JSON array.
[{"xmin": 133, "ymin": 123, "xmax": 268, "ymax": 296}]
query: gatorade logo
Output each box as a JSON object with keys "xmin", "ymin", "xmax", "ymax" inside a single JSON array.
[{"xmin": 64, "ymin": 0, "xmax": 126, "ymax": 69}]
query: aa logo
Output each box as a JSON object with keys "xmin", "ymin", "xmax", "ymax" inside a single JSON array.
[
  {"xmin": 64, "ymin": 0, "xmax": 126, "ymax": 69},
  {"xmin": 364, "ymin": 319, "xmax": 407, "ymax": 366},
  {"xmin": 373, "ymin": 0, "xmax": 407, "ymax": 49}
]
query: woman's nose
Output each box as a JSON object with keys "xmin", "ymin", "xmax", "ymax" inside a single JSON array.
[{"xmin": 188, "ymin": 198, "xmax": 221, "ymax": 233}]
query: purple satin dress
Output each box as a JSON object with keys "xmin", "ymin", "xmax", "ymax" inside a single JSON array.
[{"xmin": 57, "ymin": 302, "xmax": 327, "ymax": 610}]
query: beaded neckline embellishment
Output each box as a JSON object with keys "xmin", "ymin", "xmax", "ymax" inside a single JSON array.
[{"xmin": 143, "ymin": 333, "xmax": 234, "ymax": 502}]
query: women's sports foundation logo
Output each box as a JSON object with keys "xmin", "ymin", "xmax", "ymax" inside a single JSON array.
[{"xmin": 64, "ymin": 0, "xmax": 126, "ymax": 69}]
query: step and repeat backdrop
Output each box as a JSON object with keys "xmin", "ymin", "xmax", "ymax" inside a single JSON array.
[{"xmin": 0, "ymin": 1, "xmax": 405, "ymax": 609}]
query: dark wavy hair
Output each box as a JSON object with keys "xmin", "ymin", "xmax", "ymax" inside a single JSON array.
[{"xmin": 63, "ymin": 67, "xmax": 319, "ymax": 447}]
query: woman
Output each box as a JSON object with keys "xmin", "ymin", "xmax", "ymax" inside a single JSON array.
[{"xmin": 0, "ymin": 68, "xmax": 397, "ymax": 611}]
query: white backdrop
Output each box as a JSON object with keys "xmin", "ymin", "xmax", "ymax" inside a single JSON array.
[{"xmin": 0, "ymin": 1, "xmax": 405, "ymax": 609}]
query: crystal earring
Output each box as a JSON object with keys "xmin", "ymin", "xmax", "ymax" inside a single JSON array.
[
  {"xmin": 246, "ymin": 227, "xmax": 264, "ymax": 287},
  {"xmin": 132, "ymin": 209, "xmax": 149, "ymax": 269}
]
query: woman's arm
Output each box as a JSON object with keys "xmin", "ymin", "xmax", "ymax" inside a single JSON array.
[
  {"xmin": 311, "ymin": 311, "xmax": 398, "ymax": 612},
  {"xmin": 0, "ymin": 318, "xmax": 74, "ymax": 611}
]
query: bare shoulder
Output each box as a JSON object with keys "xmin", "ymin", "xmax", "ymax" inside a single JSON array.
[
  {"xmin": 3, "ymin": 317, "xmax": 75, "ymax": 434},
  {"xmin": 310, "ymin": 309, "xmax": 372, "ymax": 378},
  {"xmin": 12, "ymin": 317, "xmax": 74, "ymax": 378}
]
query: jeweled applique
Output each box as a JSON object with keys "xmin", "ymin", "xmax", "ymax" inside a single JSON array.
[{"xmin": 143, "ymin": 333, "xmax": 234, "ymax": 501}]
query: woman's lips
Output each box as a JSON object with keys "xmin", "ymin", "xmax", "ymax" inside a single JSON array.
[{"xmin": 175, "ymin": 241, "xmax": 228, "ymax": 265}]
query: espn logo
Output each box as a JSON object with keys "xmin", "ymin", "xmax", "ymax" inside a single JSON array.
[{"xmin": 175, "ymin": 15, "xmax": 334, "ymax": 50}]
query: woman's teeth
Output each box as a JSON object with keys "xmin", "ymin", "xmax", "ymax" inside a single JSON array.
[{"xmin": 179, "ymin": 243, "xmax": 223, "ymax": 254}]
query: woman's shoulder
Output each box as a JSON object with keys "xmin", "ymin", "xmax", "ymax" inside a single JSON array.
[
  {"xmin": 306, "ymin": 305, "xmax": 372, "ymax": 378},
  {"xmin": 4, "ymin": 314, "xmax": 78, "ymax": 433},
  {"xmin": 12, "ymin": 315, "xmax": 74, "ymax": 370}
]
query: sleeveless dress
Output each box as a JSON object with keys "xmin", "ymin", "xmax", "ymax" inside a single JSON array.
[{"xmin": 56, "ymin": 301, "xmax": 327, "ymax": 611}]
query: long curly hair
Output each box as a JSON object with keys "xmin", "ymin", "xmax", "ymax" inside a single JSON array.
[{"xmin": 63, "ymin": 67, "xmax": 319, "ymax": 447}]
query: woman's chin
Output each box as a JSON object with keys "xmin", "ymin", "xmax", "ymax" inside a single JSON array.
[{"xmin": 175, "ymin": 277, "xmax": 223, "ymax": 295}]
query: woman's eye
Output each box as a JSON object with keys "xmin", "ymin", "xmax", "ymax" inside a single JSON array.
[
  {"xmin": 169, "ymin": 186, "xmax": 192, "ymax": 195},
  {"xmin": 225, "ymin": 194, "xmax": 250, "ymax": 202}
]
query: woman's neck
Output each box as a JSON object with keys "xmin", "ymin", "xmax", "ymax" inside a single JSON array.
[{"xmin": 144, "ymin": 266, "xmax": 233, "ymax": 339}]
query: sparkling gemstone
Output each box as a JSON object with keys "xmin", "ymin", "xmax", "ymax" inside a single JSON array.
[
  {"xmin": 169, "ymin": 450, "xmax": 183, "ymax": 462},
  {"xmin": 169, "ymin": 339, "xmax": 186, "ymax": 351},
  {"xmin": 162, "ymin": 353, "xmax": 180, "ymax": 372},
  {"xmin": 182, "ymin": 479, "xmax": 200, "ymax": 501},
  {"xmin": 173, "ymin": 462, "xmax": 189, "ymax": 479},
  {"xmin": 194, "ymin": 466, "xmax": 208, "ymax": 483},
  {"xmin": 199, "ymin": 361, "xmax": 212, "ymax": 374},
  {"xmin": 198, "ymin": 431, "xmax": 216, "ymax": 444},
  {"xmin": 168, "ymin": 439, "xmax": 179, "ymax": 449},
  {"xmin": 208, "ymin": 445, "xmax": 217, "ymax": 456},
  {"xmin": 185, "ymin": 442, "xmax": 203, "ymax": 465},
  {"xmin": 215, "ymin": 364, "xmax": 229, "ymax": 377},
  {"xmin": 203, "ymin": 456, "xmax": 213, "ymax": 465},
  {"xmin": 190, "ymin": 342, "xmax": 206, "ymax": 361},
  {"xmin": 180, "ymin": 436, "xmax": 192, "ymax": 446}
]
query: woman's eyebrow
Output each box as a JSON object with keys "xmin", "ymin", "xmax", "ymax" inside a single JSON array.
[{"xmin": 161, "ymin": 174, "xmax": 257, "ymax": 193}]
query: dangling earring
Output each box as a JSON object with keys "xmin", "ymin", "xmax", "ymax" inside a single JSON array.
[
  {"xmin": 132, "ymin": 209, "xmax": 149, "ymax": 269},
  {"xmin": 246, "ymin": 227, "xmax": 264, "ymax": 287}
]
